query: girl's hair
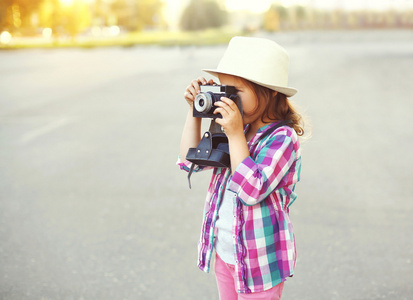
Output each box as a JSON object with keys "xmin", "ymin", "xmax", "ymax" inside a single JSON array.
[{"xmin": 239, "ymin": 77, "xmax": 306, "ymax": 137}]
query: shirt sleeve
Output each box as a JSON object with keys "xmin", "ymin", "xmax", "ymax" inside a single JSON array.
[{"xmin": 227, "ymin": 133, "xmax": 297, "ymax": 206}]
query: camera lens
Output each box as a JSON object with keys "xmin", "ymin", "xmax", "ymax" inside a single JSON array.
[{"xmin": 194, "ymin": 93, "xmax": 213, "ymax": 113}]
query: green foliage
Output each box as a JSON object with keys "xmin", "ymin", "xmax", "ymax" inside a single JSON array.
[
  {"xmin": 295, "ymin": 5, "xmax": 307, "ymax": 20},
  {"xmin": 180, "ymin": 0, "xmax": 227, "ymax": 31},
  {"xmin": 0, "ymin": 0, "xmax": 165, "ymax": 36},
  {"xmin": 38, "ymin": 0, "xmax": 60, "ymax": 30},
  {"xmin": 62, "ymin": 1, "xmax": 91, "ymax": 37},
  {"xmin": 110, "ymin": 0, "xmax": 164, "ymax": 31},
  {"xmin": 264, "ymin": 8, "xmax": 279, "ymax": 32},
  {"xmin": 0, "ymin": 0, "xmax": 44, "ymax": 32},
  {"xmin": 264, "ymin": 4, "xmax": 308, "ymax": 31},
  {"xmin": 271, "ymin": 4, "xmax": 289, "ymax": 20}
]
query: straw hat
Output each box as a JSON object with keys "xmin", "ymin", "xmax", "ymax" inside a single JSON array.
[{"xmin": 203, "ymin": 36, "xmax": 298, "ymax": 97}]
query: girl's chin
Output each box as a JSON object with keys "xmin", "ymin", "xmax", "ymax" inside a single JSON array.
[{"xmin": 243, "ymin": 116, "xmax": 258, "ymax": 126}]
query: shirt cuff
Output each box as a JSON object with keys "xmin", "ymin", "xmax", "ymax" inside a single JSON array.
[
  {"xmin": 177, "ymin": 155, "xmax": 191, "ymax": 172},
  {"xmin": 177, "ymin": 155, "xmax": 208, "ymax": 173}
]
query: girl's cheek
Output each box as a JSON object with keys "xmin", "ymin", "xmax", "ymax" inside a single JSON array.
[{"xmin": 242, "ymin": 100, "xmax": 253, "ymax": 114}]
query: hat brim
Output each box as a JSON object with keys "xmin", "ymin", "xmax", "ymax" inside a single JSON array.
[{"xmin": 202, "ymin": 69, "xmax": 298, "ymax": 97}]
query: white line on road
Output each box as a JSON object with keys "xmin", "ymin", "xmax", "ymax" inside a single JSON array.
[{"xmin": 19, "ymin": 117, "xmax": 70, "ymax": 145}]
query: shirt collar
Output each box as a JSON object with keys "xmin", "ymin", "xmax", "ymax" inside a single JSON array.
[{"xmin": 246, "ymin": 121, "xmax": 282, "ymax": 146}]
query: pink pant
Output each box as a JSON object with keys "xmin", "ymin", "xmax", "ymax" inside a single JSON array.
[{"xmin": 214, "ymin": 254, "xmax": 284, "ymax": 300}]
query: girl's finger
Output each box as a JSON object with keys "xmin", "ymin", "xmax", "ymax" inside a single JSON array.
[
  {"xmin": 197, "ymin": 77, "xmax": 208, "ymax": 85},
  {"xmin": 219, "ymin": 97, "xmax": 237, "ymax": 111},
  {"xmin": 214, "ymin": 116, "xmax": 223, "ymax": 126},
  {"xmin": 186, "ymin": 85, "xmax": 197, "ymax": 97},
  {"xmin": 215, "ymin": 100, "xmax": 234, "ymax": 115},
  {"xmin": 214, "ymin": 106, "xmax": 230, "ymax": 118},
  {"xmin": 213, "ymin": 101, "xmax": 228, "ymax": 111},
  {"xmin": 191, "ymin": 79, "xmax": 201, "ymax": 93},
  {"xmin": 184, "ymin": 91, "xmax": 194, "ymax": 100},
  {"xmin": 193, "ymin": 78, "xmax": 207, "ymax": 93}
]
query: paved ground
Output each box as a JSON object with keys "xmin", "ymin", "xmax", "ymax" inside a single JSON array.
[{"xmin": 0, "ymin": 30, "xmax": 412, "ymax": 299}]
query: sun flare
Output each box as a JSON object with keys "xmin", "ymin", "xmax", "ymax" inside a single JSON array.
[
  {"xmin": 59, "ymin": 0, "xmax": 74, "ymax": 5},
  {"xmin": 59, "ymin": 0, "xmax": 93, "ymax": 6}
]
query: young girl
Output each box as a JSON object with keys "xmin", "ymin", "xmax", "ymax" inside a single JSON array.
[{"xmin": 178, "ymin": 37, "xmax": 304, "ymax": 299}]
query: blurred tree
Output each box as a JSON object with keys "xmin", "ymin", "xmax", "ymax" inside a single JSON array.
[
  {"xmin": 180, "ymin": 0, "xmax": 227, "ymax": 31},
  {"xmin": 264, "ymin": 3, "xmax": 289, "ymax": 31},
  {"xmin": 38, "ymin": 0, "xmax": 90, "ymax": 38},
  {"xmin": 136, "ymin": 0, "xmax": 164, "ymax": 30},
  {"xmin": 38, "ymin": 0, "xmax": 62, "ymax": 35},
  {"xmin": 111, "ymin": 0, "xmax": 164, "ymax": 31},
  {"xmin": 92, "ymin": 0, "xmax": 107, "ymax": 26},
  {"xmin": 0, "ymin": 0, "xmax": 44, "ymax": 32},
  {"xmin": 294, "ymin": 5, "xmax": 307, "ymax": 28},
  {"xmin": 264, "ymin": 7, "xmax": 280, "ymax": 31},
  {"xmin": 62, "ymin": 0, "xmax": 91, "ymax": 37}
]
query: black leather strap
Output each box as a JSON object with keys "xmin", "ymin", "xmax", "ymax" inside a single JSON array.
[{"xmin": 188, "ymin": 163, "xmax": 195, "ymax": 189}]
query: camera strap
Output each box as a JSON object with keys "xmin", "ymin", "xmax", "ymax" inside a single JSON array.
[
  {"xmin": 188, "ymin": 163, "xmax": 195, "ymax": 189},
  {"xmin": 187, "ymin": 120, "xmax": 227, "ymax": 189},
  {"xmin": 209, "ymin": 119, "xmax": 224, "ymax": 134}
]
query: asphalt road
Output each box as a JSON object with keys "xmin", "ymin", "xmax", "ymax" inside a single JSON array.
[{"xmin": 1, "ymin": 30, "xmax": 413, "ymax": 300}]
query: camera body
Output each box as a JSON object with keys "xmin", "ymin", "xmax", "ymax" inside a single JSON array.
[{"xmin": 193, "ymin": 84, "xmax": 238, "ymax": 118}]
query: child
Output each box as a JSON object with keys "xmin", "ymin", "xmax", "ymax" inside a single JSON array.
[{"xmin": 178, "ymin": 37, "xmax": 304, "ymax": 299}]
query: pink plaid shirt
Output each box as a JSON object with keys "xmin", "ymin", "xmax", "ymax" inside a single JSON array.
[{"xmin": 178, "ymin": 122, "xmax": 301, "ymax": 294}]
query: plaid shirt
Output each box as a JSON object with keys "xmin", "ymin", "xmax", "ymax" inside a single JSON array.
[{"xmin": 178, "ymin": 122, "xmax": 301, "ymax": 294}]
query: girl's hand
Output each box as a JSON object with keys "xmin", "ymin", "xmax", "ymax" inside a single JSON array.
[
  {"xmin": 184, "ymin": 77, "xmax": 214, "ymax": 107},
  {"xmin": 215, "ymin": 97, "xmax": 249, "ymax": 173},
  {"xmin": 214, "ymin": 97, "xmax": 244, "ymax": 139}
]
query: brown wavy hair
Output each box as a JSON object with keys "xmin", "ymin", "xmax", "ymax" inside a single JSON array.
[{"xmin": 239, "ymin": 78, "xmax": 306, "ymax": 137}]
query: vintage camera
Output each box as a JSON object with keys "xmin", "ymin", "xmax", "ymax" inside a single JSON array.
[
  {"xmin": 186, "ymin": 85, "xmax": 240, "ymax": 187},
  {"xmin": 193, "ymin": 84, "xmax": 238, "ymax": 118}
]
